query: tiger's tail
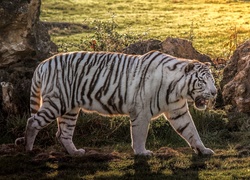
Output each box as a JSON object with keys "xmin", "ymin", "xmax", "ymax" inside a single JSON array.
[{"xmin": 29, "ymin": 67, "xmax": 42, "ymax": 117}]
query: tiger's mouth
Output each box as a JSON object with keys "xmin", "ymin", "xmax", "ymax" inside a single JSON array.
[{"xmin": 194, "ymin": 96, "xmax": 209, "ymax": 110}]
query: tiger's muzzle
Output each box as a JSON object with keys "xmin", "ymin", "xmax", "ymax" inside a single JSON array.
[{"xmin": 194, "ymin": 90, "xmax": 217, "ymax": 110}]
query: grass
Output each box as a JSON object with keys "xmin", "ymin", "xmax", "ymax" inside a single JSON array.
[
  {"xmin": 41, "ymin": 0, "xmax": 250, "ymax": 58},
  {"xmin": 0, "ymin": 144, "xmax": 249, "ymax": 179},
  {"xmin": 1, "ymin": 110, "xmax": 249, "ymax": 179}
]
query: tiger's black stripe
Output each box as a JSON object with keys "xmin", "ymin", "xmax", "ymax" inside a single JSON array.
[
  {"xmin": 170, "ymin": 110, "xmax": 188, "ymax": 120},
  {"xmin": 177, "ymin": 122, "xmax": 190, "ymax": 134}
]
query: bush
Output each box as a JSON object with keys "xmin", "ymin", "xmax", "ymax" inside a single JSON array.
[
  {"xmin": 57, "ymin": 18, "xmax": 148, "ymax": 52},
  {"xmin": 86, "ymin": 18, "xmax": 147, "ymax": 52}
]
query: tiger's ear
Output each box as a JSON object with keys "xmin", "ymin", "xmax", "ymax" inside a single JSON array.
[{"xmin": 185, "ymin": 62, "xmax": 195, "ymax": 73}]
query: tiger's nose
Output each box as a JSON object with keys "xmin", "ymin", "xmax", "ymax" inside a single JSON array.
[{"xmin": 211, "ymin": 90, "xmax": 217, "ymax": 96}]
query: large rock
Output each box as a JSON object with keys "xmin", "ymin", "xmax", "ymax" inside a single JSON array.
[
  {"xmin": 0, "ymin": 0, "xmax": 57, "ymax": 71},
  {"xmin": 123, "ymin": 37, "xmax": 212, "ymax": 63},
  {"xmin": 161, "ymin": 37, "xmax": 212, "ymax": 63},
  {"xmin": 221, "ymin": 40, "xmax": 250, "ymax": 113},
  {"xmin": 0, "ymin": 0, "xmax": 57, "ymax": 115},
  {"xmin": 123, "ymin": 39, "xmax": 161, "ymax": 55}
]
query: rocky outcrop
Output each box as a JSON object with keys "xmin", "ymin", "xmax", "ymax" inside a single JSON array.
[
  {"xmin": 221, "ymin": 40, "xmax": 250, "ymax": 113},
  {"xmin": 0, "ymin": 0, "xmax": 57, "ymax": 115},
  {"xmin": 0, "ymin": 0, "xmax": 57, "ymax": 72},
  {"xmin": 123, "ymin": 37, "xmax": 212, "ymax": 63},
  {"xmin": 123, "ymin": 39, "xmax": 161, "ymax": 55},
  {"xmin": 160, "ymin": 37, "xmax": 212, "ymax": 63}
]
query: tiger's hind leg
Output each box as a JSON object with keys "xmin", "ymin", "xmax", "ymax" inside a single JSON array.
[
  {"xmin": 15, "ymin": 116, "xmax": 40, "ymax": 150},
  {"xmin": 56, "ymin": 108, "xmax": 85, "ymax": 156},
  {"xmin": 17, "ymin": 104, "xmax": 59, "ymax": 152}
]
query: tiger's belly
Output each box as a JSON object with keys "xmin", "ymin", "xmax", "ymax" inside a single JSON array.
[{"xmin": 80, "ymin": 100, "xmax": 129, "ymax": 116}]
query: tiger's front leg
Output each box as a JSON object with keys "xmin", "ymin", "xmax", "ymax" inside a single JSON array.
[
  {"xmin": 130, "ymin": 112, "xmax": 152, "ymax": 156},
  {"xmin": 56, "ymin": 108, "xmax": 85, "ymax": 156},
  {"xmin": 165, "ymin": 111, "xmax": 214, "ymax": 155}
]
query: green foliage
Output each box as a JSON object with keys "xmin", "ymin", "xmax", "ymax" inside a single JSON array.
[
  {"xmin": 149, "ymin": 116, "xmax": 186, "ymax": 148},
  {"xmin": 75, "ymin": 113, "xmax": 131, "ymax": 148},
  {"xmin": 190, "ymin": 107, "xmax": 228, "ymax": 134},
  {"xmin": 55, "ymin": 17, "xmax": 148, "ymax": 52},
  {"xmin": 87, "ymin": 17, "xmax": 143, "ymax": 52},
  {"xmin": 189, "ymin": 107, "xmax": 231, "ymax": 147},
  {"xmin": 0, "ymin": 114, "xmax": 27, "ymax": 144}
]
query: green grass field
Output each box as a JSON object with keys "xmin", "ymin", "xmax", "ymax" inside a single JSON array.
[{"xmin": 41, "ymin": 0, "xmax": 250, "ymax": 58}]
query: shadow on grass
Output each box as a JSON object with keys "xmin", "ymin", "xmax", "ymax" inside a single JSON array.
[
  {"xmin": 0, "ymin": 145, "xmax": 116, "ymax": 179},
  {"xmin": 133, "ymin": 155, "xmax": 151, "ymax": 177},
  {"xmin": 170, "ymin": 154, "xmax": 210, "ymax": 180},
  {"xmin": 132, "ymin": 153, "xmax": 211, "ymax": 180},
  {"xmin": 0, "ymin": 144, "xmax": 214, "ymax": 179}
]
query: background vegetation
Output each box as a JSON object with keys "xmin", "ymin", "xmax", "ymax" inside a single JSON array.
[
  {"xmin": 0, "ymin": 0, "xmax": 250, "ymax": 179},
  {"xmin": 41, "ymin": 0, "xmax": 250, "ymax": 58}
]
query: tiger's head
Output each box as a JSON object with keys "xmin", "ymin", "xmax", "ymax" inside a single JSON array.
[{"xmin": 185, "ymin": 61, "xmax": 217, "ymax": 110}]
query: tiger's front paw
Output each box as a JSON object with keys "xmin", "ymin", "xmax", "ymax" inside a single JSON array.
[
  {"xmin": 71, "ymin": 148, "xmax": 86, "ymax": 156},
  {"xmin": 135, "ymin": 149, "xmax": 153, "ymax": 156},
  {"xmin": 201, "ymin": 148, "xmax": 214, "ymax": 155},
  {"xmin": 195, "ymin": 147, "xmax": 214, "ymax": 155}
]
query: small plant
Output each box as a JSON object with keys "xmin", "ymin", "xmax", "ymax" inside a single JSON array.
[
  {"xmin": 223, "ymin": 26, "xmax": 238, "ymax": 59},
  {"xmin": 0, "ymin": 114, "xmax": 28, "ymax": 144},
  {"xmin": 222, "ymin": 26, "xmax": 248, "ymax": 59},
  {"xmin": 188, "ymin": 21, "xmax": 195, "ymax": 42}
]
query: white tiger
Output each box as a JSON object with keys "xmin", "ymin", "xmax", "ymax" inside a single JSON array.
[{"xmin": 15, "ymin": 51, "xmax": 217, "ymax": 156}]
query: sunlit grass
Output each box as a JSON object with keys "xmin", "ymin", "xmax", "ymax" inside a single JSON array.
[{"xmin": 41, "ymin": 0, "xmax": 250, "ymax": 58}]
